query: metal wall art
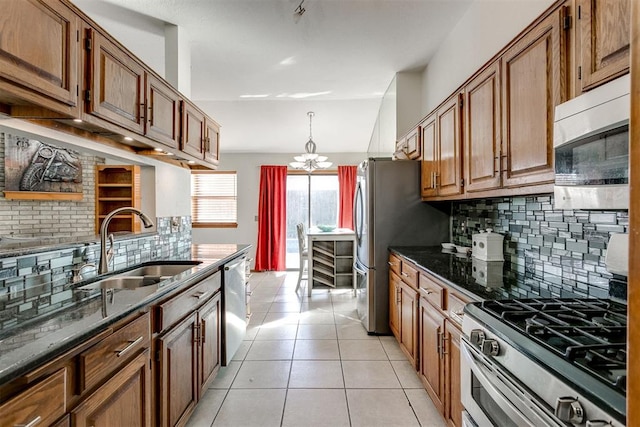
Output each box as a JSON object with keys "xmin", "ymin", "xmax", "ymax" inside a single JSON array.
[{"xmin": 3, "ymin": 134, "xmax": 83, "ymax": 200}]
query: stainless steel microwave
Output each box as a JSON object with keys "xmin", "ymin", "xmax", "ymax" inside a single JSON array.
[{"xmin": 553, "ymin": 74, "xmax": 629, "ymax": 209}]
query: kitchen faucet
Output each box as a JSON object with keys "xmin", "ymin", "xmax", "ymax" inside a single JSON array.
[{"xmin": 98, "ymin": 207, "xmax": 154, "ymax": 274}]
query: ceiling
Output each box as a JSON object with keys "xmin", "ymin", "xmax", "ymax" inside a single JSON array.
[{"xmin": 76, "ymin": 0, "xmax": 473, "ymax": 154}]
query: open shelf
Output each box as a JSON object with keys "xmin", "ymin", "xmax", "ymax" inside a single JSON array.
[
  {"xmin": 95, "ymin": 165, "xmax": 141, "ymax": 233},
  {"xmin": 308, "ymin": 237, "xmax": 354, "ymax": 292}
]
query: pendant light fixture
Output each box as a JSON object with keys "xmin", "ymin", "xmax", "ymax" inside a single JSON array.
[{"xmin": 289, "ymin": 111, "xmax": 332, "ymax": 172}]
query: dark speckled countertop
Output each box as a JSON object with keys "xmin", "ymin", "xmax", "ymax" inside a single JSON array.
[
  {"xmin": 389, "ymin": 246, "xmax": 590, "ymax": 301},
  {"xmin": 0, "ymin": 243, "xmax": 250, "ymax": 385}
]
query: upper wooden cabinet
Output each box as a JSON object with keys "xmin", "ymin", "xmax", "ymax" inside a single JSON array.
[
  {"xmin": 85, "ymin": 27, "xmax": 146, "ymax": 134},
  {"xmin": 146, "ymin": 74, "xmax": 181, "ymax": 150},
  {"xmin": 0, "ymin": 0, "xmax": 79, "ymax": 116},
  {"xmin": 420, "ymin": 115, "xmax": 438, "ymax": 198},
  {"xmin": 396, "ymin": 127, "xmax": 421, "ymax": 160},
  {"xmin": 578, "ymin": 0, "xmax": 630, "ymax": 92},
  {"xmin": 464, "ymin": 61, "xmax": 501, "ymax": 193},
  {"xmin": 204, "ymin": 119, "xmax": 221, "ymax": 166},
  {"xmin": 181, "ymin": 100, "xmax": 221, "ymax": 167},
  {"xmin": 501, "ymin": 10, "xmax": 561, "ymax": 188}
]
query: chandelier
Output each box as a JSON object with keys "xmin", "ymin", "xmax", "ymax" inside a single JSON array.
[{"xmin": 289, "ymin": 112, "xmax": 332, "ymax": 172}]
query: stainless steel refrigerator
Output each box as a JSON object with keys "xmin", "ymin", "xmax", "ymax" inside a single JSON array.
[{"xmin": 353, "ymin": 158, "xmax": 449, "ymax": 334}]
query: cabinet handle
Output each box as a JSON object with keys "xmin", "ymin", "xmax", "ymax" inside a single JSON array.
[
  {"xmin": 441, "ymin": 335, "xmax": 449, "ymax": 356},
  {"xmin": 433, "ymin": 172, "xmax": 438, "ymax": 189},
  {"xmin": 201, "ymin": 320, "xmax": 206, "ymax": 344},
  {"xmin": 424, "ymin": 288, "xmax": 434, "ymax": 295},
  {"xmin": 192, "ymin": 291, "xmax": 208, "ymax": 300},
  {"xmin": 147, "ymin": 103, "xmax": 153, "ymax": 123},
  {"xmin": 17, "ymin": 416, "xmax": 42, "ymax": 427},
  {"xmin": 115, "ymin": 336, "xmax": 143, "ymax": 358},
  {"xmin": 401, "ymin": 272, "xmax": 409, "ymax": 278},
  {"xmin": 396, "ymin": 288, "xmax": 401, "ymax": 303},
  {"xmin": 436, "ymin": 330, "xmax": 442, "ymax": 357},
  {"xmin": 387, "ymin": 261, "xmax": 396, "ymax": 267},
  {"xmin": 453, "ymin": 309, "xmax": 465, "ymax": 317}
]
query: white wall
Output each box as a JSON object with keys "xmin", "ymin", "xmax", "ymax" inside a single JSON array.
[
  {"xmin": 367, "ymin": 77, "xmax": 396, "ymax": 156},
  {"xmin": 421, "ymin": 0, "xmax": 555, "ymax": 114},
  {"xmin": 191, "ymin": 152, "xmax": 367, "ymax": 265},
  {"xmin": 396, "ymin": 71, "xmax": 423, "ymax": 138}
]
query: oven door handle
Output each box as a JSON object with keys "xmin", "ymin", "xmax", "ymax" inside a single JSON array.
[{"xmin": 461, "ymin": 340, "xmax": 565, "ymax": 427}]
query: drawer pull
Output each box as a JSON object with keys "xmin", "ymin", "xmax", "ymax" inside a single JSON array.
[
  {"xmin": 18, "ymin": 416, "xmax": 42, "ymax": 427},
  {"xmin": 115, "ymin": 336, "xmax": 143, "ymax": 358},
  {"xmin": 453, "ymin": 309, "xmax": 465, "ymax": 317},
  {"xmin": 192, "ymin": 291, "xmax": 208, "ymax": 300},
  {"xmin": 387, "ymin": 261, "xmax": 397, "ymax": 266},
  {"xmin": 424, "ymin": 289, "xmax": 434, "ymax": 295},
  {"xmin": 401, "ymin": 272, "xmax": 409, "ymax": 278}
]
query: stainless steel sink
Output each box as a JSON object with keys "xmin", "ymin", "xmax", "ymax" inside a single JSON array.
[
  {"xmin": 121, "ymin": 263, "xmax": 199, "ymax": 277},
  {"xmin": 78, "ymin": 275, "xmax": 168, "ymax": 290}
]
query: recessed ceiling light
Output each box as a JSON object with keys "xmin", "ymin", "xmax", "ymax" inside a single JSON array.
[
  {"xmin": 73, "ymin": 118, "xmax": 82, "ymax": 123},
  {"xmin": 288, "ymin": 91, "xmax": 331, "ymax": 99},
  {"xmin": 240, "ymin": 94, "xmax": 270, "ymax": 98},
  {"xmin": 124, "ymin": 136, "xmax": 133, "ymax": 141},
  {"xmin": 154, "ymin": 147, "xmax": 163, "ymax": 152}
]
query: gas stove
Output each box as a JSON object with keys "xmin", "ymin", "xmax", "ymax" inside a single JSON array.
[{"xmin": 462, "ymin": 298, "xmax": 626, "ymax": 427}]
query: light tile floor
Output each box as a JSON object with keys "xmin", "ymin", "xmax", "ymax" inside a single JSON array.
[{"xmin": 186, "ymin": 272, "xmax": 446, "ymax": 427}]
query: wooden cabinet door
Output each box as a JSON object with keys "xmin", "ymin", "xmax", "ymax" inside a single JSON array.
[
  {"xmin": 399, "ymin": 281, "xmax": 418, "ymax": 367},
  {"xmin": 204, "ymin": 119, "xmax": 221, "ymax": 166},
  {"xmin": 579, "ymin": 0, "xmax": 630, "ymax": 91},
  {"xmin": 71, "ymin": 351, "xmax": 151, "ymax": 427},
  {"xmin": 0, "ymin": 0, "xmax": 79, "ymax": 112},
  {"xmin": 419, "ymin": 298, "xmax": 445, "ymax": 414},
  {"xmin": 400, "ymin": 127, "xmax": 421, "ymax": 160},
  {"xmin": 181, "ymin": 100, "xmax": 205, "ymax": 159},
  {"xmin": 146, "ymin": 74, "xmax": 180, "ymax": 149},
  {"xmin": 501, "ymin": 12, "xmax": 560, "ymax": 188},
  {"xmin": 444, "ymin": 320, "xmax": 463, "ymax": 427},
  {"xmin": 86, "ymin": 29, "xmax": 145, "ymax": 134},
  {"xmin": 421, "ymin": 115, "xmax": 438, "ymax": 198},
  {"xmin": 157, "ymin": 312, "xmax": 198, "ymax": 427},
  {"xmin": 198, "ymin": 294, "xmax": 221, "ymax": 398},
  {"xmin": 389, "ymin": 271, "xmax": 401, "ymax": 339},
  {"xmin": 464, "ymin": 62, "xmax": 502, "ymax": 193},
  {"xmin": 436, "ymin": 94, "xmax": 463, "ymax": 196}
]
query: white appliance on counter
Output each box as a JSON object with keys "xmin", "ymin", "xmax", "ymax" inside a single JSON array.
[
  {"xmin": 353, "ymin": 158, "xmax": 449, "ymax": 334},
  {"xmin": 471, "ymin": 228, "xmax": 504, "ymax": 261},
  {"xmin": 553, "ymin": 74, "xmax": 630, "ymax": 209}
]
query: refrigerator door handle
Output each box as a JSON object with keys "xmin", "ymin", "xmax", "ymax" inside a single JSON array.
[{"xmin": 354, "ymin": 182, "xmax": 363, "ymax": 245}]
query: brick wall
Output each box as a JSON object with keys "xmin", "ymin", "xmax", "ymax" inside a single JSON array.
[
  {"xmin": 0, "ymin": 132, "xmax": 101, "ymax": 237},
  {"xmin": 451, "ymin": 194, "xmax": 628, "ymax": 299}
]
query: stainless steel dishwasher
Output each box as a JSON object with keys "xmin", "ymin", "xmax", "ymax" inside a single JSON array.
[{"xmin": 222, "ymin": 256, "xmax": 247, "ymax": 365}]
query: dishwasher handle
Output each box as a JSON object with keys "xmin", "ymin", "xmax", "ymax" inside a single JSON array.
[{"xmin": 225, "ymin": 257, "xmax": 246, "ymax": 271}]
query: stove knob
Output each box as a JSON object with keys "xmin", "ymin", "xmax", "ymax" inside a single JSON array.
[
  {"xmin": 586, "ymin": 421, "xmax": 612, "ymax": 427},
  {"xmin": 480, "ymin": 339, "xmax": 499, "ymax": 356},
  {"xmin": 470, "ymin": 329, "xmax": 485, "ymax": 346},
  {"xmin": 555, "ymin": 397, "xmax": 585, "ymax": 424}
]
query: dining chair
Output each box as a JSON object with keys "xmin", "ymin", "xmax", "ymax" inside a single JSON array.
[{"xmin": 295, "ymin": 223, "xmax": 309, "ymax": 292}]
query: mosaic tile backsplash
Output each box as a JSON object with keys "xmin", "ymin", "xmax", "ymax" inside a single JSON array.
[
  {"xmin": 0, "ymin": 216, "xmax": 192, "ymax": 331},
  {"xmin": 451, "ymin": 195, "xmax": 628, "ymax": 300}
]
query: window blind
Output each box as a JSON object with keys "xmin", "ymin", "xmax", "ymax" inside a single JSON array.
[{"xmin": 191, "ymin": 171, "xmax": 237, "ymax": 227}]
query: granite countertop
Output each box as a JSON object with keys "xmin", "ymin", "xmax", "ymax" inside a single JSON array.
[
  {"xmin": 0, "ymin": 243, "xmax": 250, "ymax": 384},
  {"xmin": 389, "ymin": 246, "xmax": 602, "ymax": 302}
]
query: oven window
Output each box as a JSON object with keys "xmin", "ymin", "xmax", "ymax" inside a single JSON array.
[
  {"xmin": 471, "ymin": 373, "xmax": 519, "ymax": 427},
  {"xmin": 555, "ymin": 125, "xmax": 628, "ymax": 186}
]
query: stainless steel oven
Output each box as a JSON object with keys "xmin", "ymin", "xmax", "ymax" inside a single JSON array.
[{"xmin": 461, "ymin": 299, "xmax": 626, "ymax": 427}]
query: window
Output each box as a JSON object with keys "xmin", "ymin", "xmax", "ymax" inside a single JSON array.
[
  {"xmin": 191, "ymin": 171, "xmax": 238, "ymax": 228},
  {"xmin": 286, "ymin": 172, "xmax": 339, "ymax": 268}
]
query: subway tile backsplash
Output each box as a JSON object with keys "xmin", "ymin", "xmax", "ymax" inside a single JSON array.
[
  {"xmin": 0, "ymin": 216, "xmax": 192, "ymax": 331},
  {"xmin": 451, "ymin": 194, "xmax": 627, "ymax": 300}
]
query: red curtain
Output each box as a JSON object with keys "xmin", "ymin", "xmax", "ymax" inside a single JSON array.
[
  {"xmin": 255, "ymin": 165, "xmax": 287, "ymax": 271},
  {"xmin": 338, "ymin": 165, "xmax": 357, "ymax": 230}
]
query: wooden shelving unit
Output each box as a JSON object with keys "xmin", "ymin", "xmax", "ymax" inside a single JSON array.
[
  {"xmin": 308, "ymin": 234, "xmax": 355, "ymax": 296},
  {"xmin": 95, "ymin": 165, "xmax": 141, "ymax": 233}
]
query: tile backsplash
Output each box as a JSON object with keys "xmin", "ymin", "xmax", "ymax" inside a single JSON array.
[
  {"xmin": 451, "ymin": 195, "xmax": 627, "ymax": 300},
  {"xmin": 0, "ymin": 216, "xmax": 192, "ymax": 331}
]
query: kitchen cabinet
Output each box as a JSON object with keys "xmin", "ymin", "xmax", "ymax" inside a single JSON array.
[
  {"xmin": 0, "ymin": 368, "xmax": 67, "ymax": 427},
  {"xmin": 71, "ymin": 350, "xmax": 151, "ymax": 427},
  {"xmin": 500, "ymin": 10, "xmax": 562, "ymax": 189},
  {"xmin": 181, "ymin": 100, "xmax": 221, "ymax": 167},
  {"xmin": 146, "ymin": 74, "xmax": 181, "ymax": 150},
  {"xmin": 204, "ymin": 119, "xmax": 221, "ymax": 166},
  {"xmin": 578, "ymin": 0, "xmax": 630, "ymax": 92},
  {"xmin": 463, "ymin": 61, "xmax": 502, "ymax": 193},
  {"xmin": 444, "ymin": 320, "xmax": 462, "ymax": 427},
  {"xmin": 95, "ymin": 165, "xmax": 141, "ymax": 234},
  {"xmin": 85, "ymin": 27, "xmax": 146, "ymax": 135},
  {"xmin": 0, "ymin": 0, "xmax": 80, "ymax": 117},
  {"xmin": 420, "ymin": 94, "xmax": 463, "ymax": 199},
  {"xmin": 388, "ymin": 255, "xmax": 419, "ymax": 367},
  {"xmin": 396, "ymin": 126, "xmax": 421, "ymax": 160},
  {"xmin": 419, "ymin": 294, "xmax": 446, "ymax": 415},
  {"xmin": 155, "ymin": 271, "xmax": 222, "ymax": 427}
]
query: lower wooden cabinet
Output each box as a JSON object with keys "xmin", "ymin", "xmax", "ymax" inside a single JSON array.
[
  {"xmin": 389, "ymin": 271, "xmax": 401, "ymax": 338},
  {"xmin": 156, "ymin": 290, "xmax": 222, "ymax": 427},
  {"xmin": 389, "ymin": 269, "xmax": 418, "ymax": 367},
  {"xmin": 71, "ymin": 350, "xmax": 151, "ymax": 427},
  {"xmin": 444, "ymin": 320, "xmax": 463, "ymax": 427},
  {"xmin": 419, "ymin": 295, "xmax": 446, "ymax": 414}
]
